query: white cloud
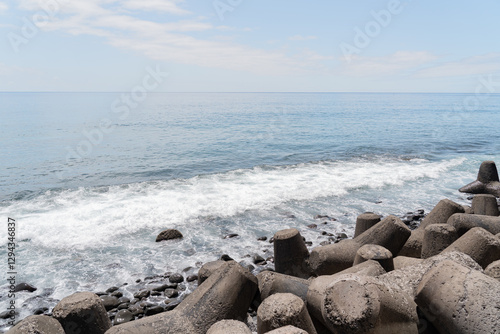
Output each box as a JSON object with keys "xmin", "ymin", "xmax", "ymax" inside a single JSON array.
[
  {"xmin": 19, "ymin": 0, "xmax": 330, "ymax": 76},
  {"xmin": 415, "ymin": 53, "xmax": 500, "ymax": 78},
  {"xmin": 341, "ymin": 51, "xmax": 438, "ymax": 77},
  {"xmin": 289, "ymin": 35, "xmax": 318, "ymax": 41},
  {"xmin": 0, "ymin": 2, "xmax": 8, "ymax": 13},
  {"xmin": 122, "ymin": 0, "xmax": 190, "ymax": 15}
]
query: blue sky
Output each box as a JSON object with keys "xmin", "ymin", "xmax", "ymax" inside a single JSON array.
[{"xmin": 1, "ymin": 0, "xmax": 500, "ymax": 92}]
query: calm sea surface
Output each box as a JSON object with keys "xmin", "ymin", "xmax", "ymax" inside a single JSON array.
[{"xmin": 0, "ymin": 92, "xmax": 499, "ymax": 326}]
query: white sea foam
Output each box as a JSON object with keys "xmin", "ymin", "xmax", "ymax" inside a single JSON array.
[{"xmin": 1, "ymin": 157, "xmax": 466, "ymax": 249}]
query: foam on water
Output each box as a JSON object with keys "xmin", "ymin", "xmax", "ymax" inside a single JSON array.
[{"xmin": 1, "ymin": 156, "xmax": 466, "ymax": 249}]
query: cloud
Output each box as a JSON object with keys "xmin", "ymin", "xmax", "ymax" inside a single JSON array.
[
  {"xmin": 340, "ymin": 51, "xmax": 438, "ymax": 77},
  {"xmin": 17, "ymin": 0, "xmax": 330, "ymax": 76},
  {"xmin": 415, "ymin": 53, "xmax": 500, "ymax": 78},
  {"xmin": 0, "ymin": 1, "xmax": 8, "ymax": 13},
  {"xmin": 122, "ymin": 0, "xmax": 190, "ymax": 15},
  {"xmin": 289, "ymin": 35, "xmax": 318, "ymax": 41}
]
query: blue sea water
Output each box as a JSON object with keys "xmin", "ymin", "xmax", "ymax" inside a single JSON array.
[{"xmin": 0, "ymin": 92, "xmax": 499, "ymax": 326}]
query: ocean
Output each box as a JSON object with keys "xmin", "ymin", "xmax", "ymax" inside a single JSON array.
[{"xmin": 1, "ymin": 92, "xmax": 499, "ymax": 326}]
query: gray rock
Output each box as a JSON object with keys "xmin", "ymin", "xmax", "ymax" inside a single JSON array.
[
  {"xmin": 14, "ymin": 283, "xmax": 37, "ymax": 293},
  {"xmin": 100, "ymin": 295, "xmax": 120, "ymax": 311},
  {"xmin": 156, "ymin": 229, "xmax": 183, "ymax": 242},
  {"xmin": 114, "ymin": 309, "xmax": 134, "ymax": 325},
  {"xmin": 7, "ymin": 315, "xmax": 64, "ymax": 334},
  {"xmin": 169, "ymin": 273, "xmax": 184, "ymax": 283}
]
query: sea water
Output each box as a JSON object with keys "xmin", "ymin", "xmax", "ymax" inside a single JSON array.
[{"xmin": 0, "ymin": 92, "xmax": 499, "ymax": 326}]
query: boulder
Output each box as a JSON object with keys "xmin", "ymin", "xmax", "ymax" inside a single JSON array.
[
  {"xmin": 156, "ymin": 229, "xmax": 183, "ymax": 242},
  {"xmin": 7, "ymin": 315, "xmax": 64, "ymax": 334}
]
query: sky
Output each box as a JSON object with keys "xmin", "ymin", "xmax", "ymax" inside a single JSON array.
[{"xmin": 1, "ymin": 0, "xmax": 500, "ymax": 92}]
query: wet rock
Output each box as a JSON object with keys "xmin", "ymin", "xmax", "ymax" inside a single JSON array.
[
  {"xmin": 186, "ymin": 274, "xmax": 198, "ymax": 282},
  {"xmin": 257, "ymin": 236, "xmax": 267, "ymax": 241},
  {"xmin": 314, "ymin": 215, "xmax": 336, "ymax": 221},
  {"xmin": 145, "ymin": 305, "xmax": 164, "ymax": 316},
  {"xmin": 118, "ymin": 297, "xmax": 130, "ymax": 304},
  {"xmin": 14, "ymin": 283, "xmax": 37, "ymax": 293},
  {"xmin": 164, "ymin": 289, "xmax": 179, "ymax": 298},
  {"xmin": 133, "ymin": 290, "xmax": 151, "ymax": 299},
  {"xmin": 169, "ymin": 273, "xmax": 184, "ymax": 283},
  {"xmin": 224, "ymin": 233, "xmax": 239, "ymax": 239},
  {"xmin": 253, "ymin": 255, "xmax": 266, "ymax": 265},
  {"xmin": 307, "ymin": 224, "xmax": 318, "ymax": 229},
  {"xmin": 164, "ymin": 300, "xmax": 181, "ymax": 311},
  {"xmin": 106, "ymin": 286, "xmax": 119, "ymax": 293},
  {"xmin": 33, "ymin": 307, "xmax": 49, "ymax": 315},
  {"xmin": 220, "ymin": 254, "xmax": 233, "ymax": 261},
  {"xmin": 100, "ymin": 295, "xmax": 120, "ymax": 311},
  {"xmin": 114, "ymin": 309, "xmax": 134, "ymax": 325},
  {"xmin": 156, "ymin": 229, "xmax": 183, "ymax": 242},
  {"xmin": 117, "ymin": 303, "xmax": 129, "ymax": 310},
  {"xmin": 152, "ymin": 283, "xmax": 177, "ymax": 292},
  {"xmin": 111, "ymin": 291, "xmax": 123, "ymax": 298}
]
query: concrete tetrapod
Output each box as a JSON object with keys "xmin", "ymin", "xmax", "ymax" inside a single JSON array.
[
  {"xmin": 421, "ymin": 224, "xmax": 458, "ymax": 258},
  {"xmin": 273, "ymin": 228, "xmax": 311, "ymax": 278},
  {"xmin": 257, "ymin": 293, "xmax": 317, "ymax": 334},
  {"xmin": 206, "ymin": 320, "xmax": 252, "ymax": 334},
  {"xmin": 459, "ymin": 160, "xmax": 500, "ymax": 197},
  {"xmin": 309, "ymin": 215, "xmax": 410, "ymax": 275},
  {"xmin": 311, "ymin": 274, "xmax": 418, "ymax": 334},
  {"xmin": 471, "ymin": 194, "xmax": 500, "ymax": 216},
  {"xmin": 416, "ymin": 259, "xmax": 500, "ymax": 334},
  {"xmin": 442, "ymin": 227, "xmax": 500, "ymax": 268},
  {"xmin": 447, "ymin": 213, "xmax": 500, "ymax": 236},
  {"xmin": 484, "ymin": 260, "xmax": 500, "ymax": 281},
  {"xmin": 266, "ymin": 326, "xmax": 308, "ymax": 334},
  {"xmin": 353, "ymin": 244, "xmax": 394, "ymax": 272},
  {"xmin": 105, "ymin": 261, "xmax": 258, "ymax": 334},
  {"xmin": 257, "ymin": 271, "xmax": 310, "ymax": 302},
  {"xmin": 354, "ymin": 212, "xmax": 381, "ymax": 237},
  {"xmin": 400, "ymin": 199, "xmax": 464, "ymax": 258}
]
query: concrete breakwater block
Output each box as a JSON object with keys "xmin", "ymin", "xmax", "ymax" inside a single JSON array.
[
  {"xmin": 400, "ymin": 199, "xmax": 464, "ymax": 258},
  {"xmin": 421, "ymin": 224, "xmax": 458, "ymax": 258},
  {"xmin": 353, "ymin": 244, "xmax": 394, "ymax": 272},
  {"xmin": 484, "ymin": 260, "xmax": 500, "ymax": 281},
  {"xmin": 273, "ymin": 228, "xmax": 311, "ymax": 278},
  {"xmin": 105, "ymin": 261, "xmax": 258, "ymax": 334},
  {"xmin": 257, "ymin": 271, "xmax": 310, "ymax": 302},
  {"xmin": 7, "ymin": 315, "xmax": 65, "ymax": 334},
  {"xmin": 442, "ymin": 227, "xmax": 500, "ymax": 268},
  {"xmin": 52, "ymin": 292, "xmax": 111, "ymax": 334},
  {"xmin": 207, "ymin": 320, "xmax": 251, "ymax": 334},
  {"xmin": 447, "ymin": 213, "xmax": 500, "ymax": 236},
  {"xmin": 354, "ymin": 212, "xmax": 381, "ymax": 237},
  {"xmin": 459, "ymin": 160, "xmax": 500, "ymax": 197},
  {"xmin": 266, "ymin": 325, "xmax": 308, "ymax": 334},
  {"xmin": 257, "ymin": 293, "xmax": 317, "ymax": 334},
  {"xmin": 471, "ymin": 194, "xmax": 500, "ymax": 216},
  {"xmin": 378, "ymin": 251, "xmax": 482, "ymax": 298},
  {"xmin": 309, "ymin": 215, "xmax": 410, "ymax": 275},
  {"xmin": 416, "ymin": 259, "xmax": 500, "ymax": 334},
  {"xmin": 308, "ymin": 274, "xmax": 418, "ymax": 334}
]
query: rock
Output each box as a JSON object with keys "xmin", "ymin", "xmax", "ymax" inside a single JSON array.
[
  {"xmin": 14, "ymin": 283, "xmax": 37, "ymax": 293},
  {"xmin": 164, "ymin": 289, "xmax": 178, "ymax": 298},
  {"xmin": 307, "ymin": 224, "xmax": 318, "ymax": 229},
  {"xmin": 106, "ymin": 286, "xmax": 119, "ymax": 293},
  {"xmin": 257, "ymin": 236, "xmax": 267, "ymax": 241},
  {"xmin": 133, "ymin": 290, "xmax": 151, "ymax": 299},
  {"xmin": 144, "ymin": 305, "xmax": 164, "ymax": 316},
  {"xmin": 207, "ymin": 320, "xmax": 252, "ymax": 334},
  {"xmin": 220, "ymin": 254, "xmax": 234, "ymax": 261},
  {"xmin": 459, "ymin": 160, "xmax": 500, "ymax": 197},
  {"xmin": 169, "ymin": 273, "xmax": 184, "ymax": 283},
  {"xmin": 253, "ymin": 254, "xmax": 266, "ymax": 265},
  {"xmin": 111, "ymin": 291, "xmax": 123, "ymax": 298},
  {"xmin": 7, "ymin": 315, "xmax": 64, "ymax": 334},
  {"xmin": 114, "ymin": 309, "xmax": 134, "ymax": 325},
  {"xmin": 118, "ymin": 297, "xmax": 130, "ymax": 304},
  {"xmin": 52, "ymin": 292, "xmax": 111, "ymax": 334},
  {"xmin": 186, "ymin": 274, "xmax": 198, "ymax": 282},
  {"xmin": 152, "ymin": 283, "xmax": 177, "ymax": 292},
  {"xmin": 416, "ymin": 259, "xmax": 500, "ymax": 333},
  {"xmin": 100, "ymin": 295, "xmax": 120, "ymax": 311},
  {"xmin": 257, "ymin": 293, "xmax": 317, "ymax": 334},
  {"xmin": 155, "ymin": 229, "xmax": 183, "ymax": 242}
]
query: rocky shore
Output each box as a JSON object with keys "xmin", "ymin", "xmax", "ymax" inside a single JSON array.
[{"xmin": 6, "ymin": 161, "xmax": 500, "ymax": 333}]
